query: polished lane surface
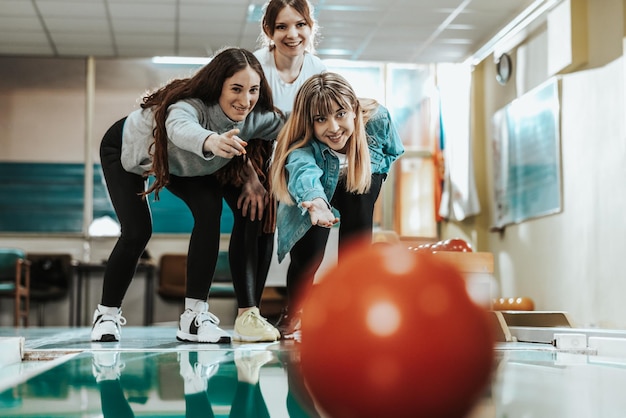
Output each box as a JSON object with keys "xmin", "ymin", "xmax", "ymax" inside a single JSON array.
[{"xmin": 2, "ymin": 326, "xmax": 626, "ymax": 417}]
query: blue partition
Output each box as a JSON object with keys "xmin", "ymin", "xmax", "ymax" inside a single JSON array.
[{"xmin": 0, "ymin": 162, "xmax": 233, "ymax": 234}]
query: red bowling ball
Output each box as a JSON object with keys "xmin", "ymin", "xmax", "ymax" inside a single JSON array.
[
  {"xmin": 298, "ymin": 241, "xmax": 495, "ymax": 418},
  {"xmin": 439, "ymin": 238, "xmax": 473, "ymax": 252}
]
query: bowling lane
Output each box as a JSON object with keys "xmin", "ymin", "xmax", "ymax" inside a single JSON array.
[
  {"xmin": 4, "ymin": 327, "xmax": 626, "ymax": 417},
  {"xmin": 488, "ymin": 347, "xmax": 626, "ymax": 418}
]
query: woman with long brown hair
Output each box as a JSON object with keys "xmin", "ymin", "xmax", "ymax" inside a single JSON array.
[{"xmin": 93, "ymin": 47, "xmax": 284, "ymax": 344}]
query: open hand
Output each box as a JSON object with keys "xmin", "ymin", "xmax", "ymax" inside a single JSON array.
[{"xmin": 302, "ymin": 198, "xmax": 339, "ymax": 228}]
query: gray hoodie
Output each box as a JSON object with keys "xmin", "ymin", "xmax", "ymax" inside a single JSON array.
[{"xmin": 120, "ymin": 98, "xmax": 283, "ymax": 176}]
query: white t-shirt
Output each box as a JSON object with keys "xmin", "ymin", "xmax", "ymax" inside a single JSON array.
[
  {"xmin": 329, "ymin": 149, "xmax": 348, "ymax": 175},
  {"xmin": 254, "ymin": 47, "xmax": 327, "ymax": 113}
]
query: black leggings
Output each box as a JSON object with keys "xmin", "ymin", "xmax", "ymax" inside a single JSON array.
[
  {"xmin": 222, "ymin": 186, "xmax": 274, "ymax": 308},
  {"xmin": 285, "ymin": 173, "xmax": 386, "ymax": 307},
  {"xmin": 99, "ymin": 118, "xmax": 270, "ymax": 308}
]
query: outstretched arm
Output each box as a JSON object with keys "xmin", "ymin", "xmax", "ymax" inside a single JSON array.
[{"xmin": 302, "ymin": 198, "xmax": 339, "ymax": 227}]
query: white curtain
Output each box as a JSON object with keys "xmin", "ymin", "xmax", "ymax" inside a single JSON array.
[{"xmin": 437, "ymin": 63, "xmax": 481, "ymax": 221}]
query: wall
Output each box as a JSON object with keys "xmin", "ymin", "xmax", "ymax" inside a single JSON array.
[{"xmin": 443, "ymin": 0, "xmax": 626, "ymax": 329}]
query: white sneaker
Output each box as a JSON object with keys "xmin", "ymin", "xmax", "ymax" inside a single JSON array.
[
  {"xmin": 178, "ymin": 350, "xmax": 227, "ymax": 381},
  {"xmin": 92, "ymin": 351, "xmax": 125, "ymax": 382},
  {"xmin": 233, "ymin": 307, "xmax": 279, "ymax": 342},
  {"xmin": 91, "ymin": 305, "xmax": 126, "ymax": 342},
  {"xmin": 179, "ymin": 351, "xmax": 207, "ymax": 393},
  {"xmin": 176, "ymin": 303, "xmax": 231, "ymax": 343}
]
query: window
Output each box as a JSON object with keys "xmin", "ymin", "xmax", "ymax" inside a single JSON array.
[{"xmin": 325, "ymin": 61, "xmax": 439, "ymax": 238}]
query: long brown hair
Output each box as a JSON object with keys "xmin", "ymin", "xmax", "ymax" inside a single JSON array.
[
  {"xmin": 270, "ymin": 72, "xmax": 371, "ymax": 205},
  {"xmin": 140, "ymin": 47, "xmax": 275, "ymax": 199},
  {"xmin": 258, "ymin": 0, "xmax": 320, "ymax": 53}
]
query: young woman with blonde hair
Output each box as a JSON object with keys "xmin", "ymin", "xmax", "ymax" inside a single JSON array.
[{"xmin": 270, "ymin": 72, "xmax": 404, "ymax": 338}]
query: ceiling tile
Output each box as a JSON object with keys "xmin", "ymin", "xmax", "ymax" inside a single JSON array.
[
  {"xmin": 45, "ymin": 17, "xmax": 109, "ymax": 32},
  {"xmin": 0, "ymin": 0, "xmax": 37, "ymax": 14},
  {"xmin": 0, "ymin": 0, "xmax": 540, "ymax": 63},
  {"xmin": 35, "ymin": 1, "xmax": 107, "ymax": 17},
  {"xmin": 108, "ymin": 2, "xmax": 177, "ymax": 19},
  {"xmin": 0, "ymin": 16, "xmax": 44, "ymax": 31}
]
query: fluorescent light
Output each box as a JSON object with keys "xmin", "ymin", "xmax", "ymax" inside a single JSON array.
[
  {"xmin": 468, "ymin": 0, "xmax": 560, "ymax": 66},
  {"xmin": 152, "ymin": 56, "xmax": 211, "ymax": 65},
  {"xmin": 316, "ymin": 49, "xmax": 352, "ymax": 56}
]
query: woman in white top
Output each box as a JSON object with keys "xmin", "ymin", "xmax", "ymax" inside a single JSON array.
[
  {"xmin": 253, "ymin": 0, "xmax": 327, "ymax": 338},
  {"xmin": 254, "ymin": 0, "xmax": 327, "ymax": 114}
]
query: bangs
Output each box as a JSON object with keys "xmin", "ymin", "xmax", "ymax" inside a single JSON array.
[{"xmin": 308, "ymin": 89, "xmax": 352, "ymax": 122}]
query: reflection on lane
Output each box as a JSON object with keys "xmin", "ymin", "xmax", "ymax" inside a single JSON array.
[
  {"xmin": 5, "ymin": 345, "xmax": 626, "ymax": 417},
  {"xmin": 1, "ymin": 346, "xmax": 321, "ymax": 418}
]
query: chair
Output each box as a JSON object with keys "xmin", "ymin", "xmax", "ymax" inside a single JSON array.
[
  {"xmin": 0, "ymin": 248, "xmax": 31, "ymax": 327},
  {"xmin": 158, "ymin": 252, "xmax": 235, "ymax": 301},
  {"xmin": 27, "ymin": 253, "xmax": 72, "ymax": 326},
  {"xmin": 158, "ymin": 252, "xmax": 237, "ymax": 324},
  {"xmin": 158, "ymin": 254, "xmax": 187, "ymax": 301}
]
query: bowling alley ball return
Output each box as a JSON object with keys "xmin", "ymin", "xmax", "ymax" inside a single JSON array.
[{"xmin": 424, "ymin": 248, "xmax": 576, "ymax": 345}]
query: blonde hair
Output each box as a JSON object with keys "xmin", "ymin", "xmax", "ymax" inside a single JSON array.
[
  {"xmin": 359, "ymin": 97, "xmax": 379, "ymax": 125},
  {"xmin": 270, "ymin": 72, "xmax": 371, "ymax": 205}
]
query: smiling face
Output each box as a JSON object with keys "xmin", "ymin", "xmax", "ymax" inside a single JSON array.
[
  {"xmin": 218, "ymin": 66, "xmax": 261, "ymax": 121},
  {"xmin": 269, "ymin": 5, "xmax": 312, "ymax": 59},
  {"xmin": 312, "ymin": 102, "xmax": 356, "ymax": 153}
]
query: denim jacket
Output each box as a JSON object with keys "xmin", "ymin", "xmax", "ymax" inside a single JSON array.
[
  {"xmin": 275, "ymin": 103, "xmax": 404, "ymax": 262},
  {"xmin": 366, "ymin": 104, "xmax": 405, "ymax": 174},
  {"xmin": 276, "ymin": 140, "xmax": 341, "ymax": 262}
]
